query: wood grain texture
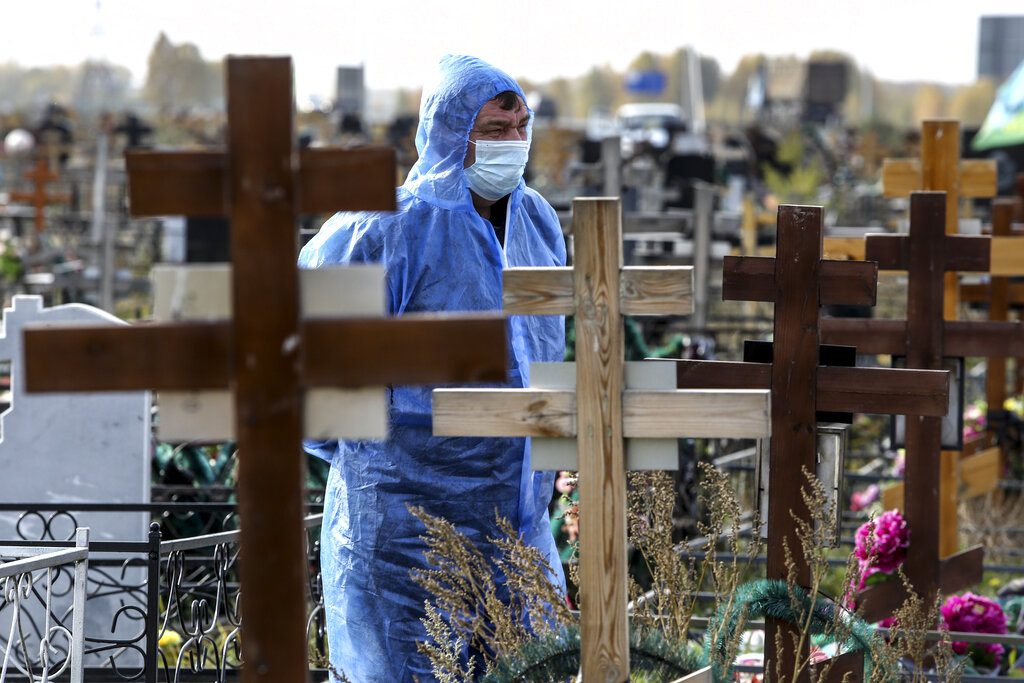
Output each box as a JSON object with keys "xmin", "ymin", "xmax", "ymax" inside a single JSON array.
[
  {"xmin": 675, "ymin": 360, "xmax": 948, "ymax": 417},
  {"xmin": 431, "ymin": 389, "xmax": 575, "ymax": 437},
  {"xmin": 989, "ymin": 235, "xmax": 1024, "ymax": 276},
  {"xmin": 502, "ymin": 266, "xmax": 693, "ymax": 316},
  {"xmin": 959, "ymin": 281, "xmax": 1024, "ymax": 304},
  {"xmin": 960, "ymin": 447, "xmax": 1001, "ymax": 498},
  {"xmin": 297, "ymin": 146, "xmax": 396, "ymax": 213},
  {"xmin": 903, "ymin": 192, "xmax": 947, "ymax": 603},
  {"xmin": 722, "ymin": 256, "xmax": 876, "ymax": 306},
  {"xmin": 622, "ymin": 390, "xmax": 769, "ymax": 438},
  {"xmin": 865, "ymin": 234, "xmax": 990, "ymax": 272},
  {"xmin": 939, "ymin": 545, "xmax": 985, "ymax": 594},
  {"xmin": 819, "ymin": 317, "xmax": 907, "ymax": 354},
  {"xmin": 225, "ymin": 58, "xmax": 307, "ymax": 683},
  {"xmin": 764, "ymin": 204, "xmax": 821, "ymax": 683},
  {"xmin": 126, "ymin": 150, "xmax": 227, "ymax": 216},
  {"xmin": 986, "ymin": 200, "xmax": 1016, "ymax": 410},
  {"xmin": 23, "ymin": 323, "xmax": 232, "ymax": 391},
  {"xmin": 573, "ymin": 197, "xmax": 629, "ymax": 683},
  {"xmin": 619, "ymin": 266, "xmax": 693, "ymax": 315},
  {"xmin": 881, "ymin": 159, "xmax": 920, "ymax": 197},
  {"xmin": 820, "ymin": 318, "xmax": 1024, "ymax": 357},
  {"xmin": 303, "ymin": 315, "xmax": 507, "ymax": 386},
  {"xmin": 959, "ymin": 159, "xmax": 998, "ymax": 198},
  {"xmin": 127, "ymin": 146, "xmax": 398, "ymax": 217},
  {"xmin": 431, "ymin": 389, "xmax": 771, "ymax": 439}
]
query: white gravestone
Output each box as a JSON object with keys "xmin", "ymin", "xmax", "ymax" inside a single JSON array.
[{"xmin": 0, "ymin": 295, "xmax": 151, "ymax": 666}]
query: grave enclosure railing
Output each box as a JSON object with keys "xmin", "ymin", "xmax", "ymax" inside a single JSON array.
[
  {"xmin": 0, "ymin": 503, "xmax": 326, "ymax": 683},
  {"xmin": 0, "ymin": 528, "xmax": 89, "ymax": 683}
]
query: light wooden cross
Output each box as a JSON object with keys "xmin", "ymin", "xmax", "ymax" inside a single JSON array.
[
  {"xmin": 821, "ymin": 192, "xmax": 1024, "ymax": 621},
  {"xmin": 433, "ymin": 197, "xmax": 769, "ymax": 683},
  {"xmin": 675, "ymin": 205, "xmax": 950, "ymax": 677},
  {"xmin": 9, "ymin": 156, "xmax": 70, "ymax": 235},
  {"xmin": 20, "ymin": 57, "xmax": 510, "ymax": 683},
  {"xmin": 881, "ymin": 119, "xmax": 997, "ymax": 319}
]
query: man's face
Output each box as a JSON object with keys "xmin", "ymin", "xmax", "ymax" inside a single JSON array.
[{"xmin": 463, "ymin": 95, "xmax": 529, "ymax": 168}]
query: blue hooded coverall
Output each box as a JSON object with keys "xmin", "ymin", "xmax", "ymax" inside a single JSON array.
[{"xmin": 298, "ymin": 55, "xmax": 567, "ymax": 682}]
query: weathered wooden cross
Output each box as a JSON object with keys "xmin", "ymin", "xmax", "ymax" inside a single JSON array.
[
  {"xmin": 433, "ymin": 197, "xmax": 767, "ymax": 683},
  {"xmin": 9, "ymin": 156, "xmax": 70, "ymax": 236},
  {"xmin": 674, "ymin": 205, "xmax": 951, "ymax": 676},
  {"xmin": 21, "ymin": 57, "xmax": 510, "ymax": 683},
  {"xmin": 880, "ymin": 118, "xmax": 997, "ymax": 318},
  {"xmin": 821, "ymin": 192, "xmax": 1024, "ymax": 621}
]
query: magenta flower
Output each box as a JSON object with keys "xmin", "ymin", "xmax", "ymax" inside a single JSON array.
[
  {"xmin": 854, "ymin": 509, "xmax": 909, "ymax": 585},
  {"xmin": 940, "ymin": 593, "xmax": 1008, "ymax": 669},
  {"xmin": 850, "ymin": 484, "xmax": 880, "ymax": 512}
]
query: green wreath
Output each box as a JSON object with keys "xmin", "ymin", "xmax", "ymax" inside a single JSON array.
[
  {"xmin": 480, "ymin": 623, "xmax": 704, "ymax": 682},
  {"xmin": 480, "ymin": 580, "xmax": 874, "ymax": 682}
]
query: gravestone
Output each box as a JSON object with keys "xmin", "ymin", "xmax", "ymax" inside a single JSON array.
[{"xmin": 0, "ymin": 294, "xmax": 150, "ymax": 666}]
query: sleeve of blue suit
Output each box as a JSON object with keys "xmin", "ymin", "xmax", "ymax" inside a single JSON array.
[{"xmin": 298, "ymin": 54, "xmax": 567, "ymax": 682}]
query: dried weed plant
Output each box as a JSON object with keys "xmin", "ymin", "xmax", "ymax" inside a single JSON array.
[
  {"xmin": 408, "ymin": 506, "xmax": 573, "ymax": 681},
  {"xmin": 960, "ymin": 490, "xmax": 1024, "ymax": 565},
  {"xmin": 628, "ymin": 463, "xmax": 763, "ymax": 676}
]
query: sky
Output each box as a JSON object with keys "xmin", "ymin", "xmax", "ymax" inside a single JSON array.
[{"xmin": 3, "ymin": 0, "xmax": 1024, "ymax": 106}]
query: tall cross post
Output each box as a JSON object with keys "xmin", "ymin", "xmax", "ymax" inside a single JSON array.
[
  {"xmin": 674, "ymin": 205, "xmax": 951, "ymax": 675},
  {"xmin": 434, "ymin": 197, "xmax": 769, "ymax": 683},
  {"xmin": 821, "ymin": 192, "xmax": 1024, "ymax": 620},
  {"xmin": 9, "ymin": 156, "xmax": 70, "ymax": 235},
  {"xmin": 881, "ymin": 119, "xmax": 997, "ymax": 319},
  {"xmin": 21, "ymin": 56, "xmax": 509, "ymax": 683}
]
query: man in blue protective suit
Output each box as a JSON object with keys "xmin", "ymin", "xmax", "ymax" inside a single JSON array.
[{"xmin": 298, "ymin": 55, "xmax": 567, "ymax": 682}]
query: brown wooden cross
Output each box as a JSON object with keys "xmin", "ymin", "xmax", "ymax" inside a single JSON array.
[
  {"xmin": 674, "ymin": 205, "xmax": 951, "ymax": 678},
  {"xmin": 882, "ymin": 119, "xmax": 997, "ymax": 319},
  {"xmin": 9, "ymin": 156, "xmax": 70, "ymax": 235},
  {"xmin": 820, "ymin": 192, "xmax": 1024, "ymax": 622},
  {"xmin": 434, "ymin": 197, "xmax": 770, "ymax": 683},
  {"xmin": 20, "ymin": 57, "xmax": 509, "ymax": 683},
  {"xmin": 960, "ymin": 198, "xmax": 1024, "ymax": 409}
]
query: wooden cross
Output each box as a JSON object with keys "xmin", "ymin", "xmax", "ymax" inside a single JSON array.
[
  {"xmin": 674, "ymin": 205, "xmax": 950, "ymax": 676},
  {"xmin": 433, "ymin": 197, "xmax": 772, "ymax": 683},
  {"xmin": 20, "ymin": 57, "xmax": 509, "ymax": 683},
  {"xmin": 9, "ymin": 156, "xmax": 70, "ymax": 235},
  {"xmin": 884, "ymin": 197, "xmax": 1024, "ymax": 515},
  {"xmin": 820, "ymin": 192, "xmax": 1024, "ymax": 621},
  {"xmin": 881, "ymin": 119, "xmax": 997, "ymax": 319},
  {"xmin": 960, "ymin": 197, "xmax": 1024, "ymax": 409}
]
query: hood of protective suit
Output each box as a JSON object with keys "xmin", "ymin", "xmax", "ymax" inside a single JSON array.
[{"xmin": 404, "ymin": 54, "xmax": 532, "ymax": 210}]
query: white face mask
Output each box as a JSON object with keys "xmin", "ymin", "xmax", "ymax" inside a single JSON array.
[{"xmin": 464, "ymin": 139, "xmax": 530, "ymax": 201}]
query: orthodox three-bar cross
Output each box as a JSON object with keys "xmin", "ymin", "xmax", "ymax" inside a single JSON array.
[
  {"xmin": 10, "ymin": 156, "xmax": 70, "ymax": 236},
  {"xmin": 821, "ymin": 192, "xmax": 1024, "ymax": 621},
  {"xmin": 433, "ymin": 197, "xmax": 765, "ymax": 683},
  {"xmin": 880, "ymin": 199, "xmax": 1024, "ymax": 517},
  {"xmin": 674, "ymin": 205, "xmax": 950, "ymax": 678},
  {"xmin": 21, "ymin": 57, "xmax": 509, "ymax": 683}
]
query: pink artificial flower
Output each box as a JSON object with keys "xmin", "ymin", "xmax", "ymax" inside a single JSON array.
[
  {"xmin": 850, "ymin": 484, "xmax": 880, "ymax": 512},
  {"xmin": 940, "ymin": 593, "xmax": 1008, "ymax": 669},
  {"xmin": 854, "ymin": 509, "xmax": 909, "ymax": 582}
]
